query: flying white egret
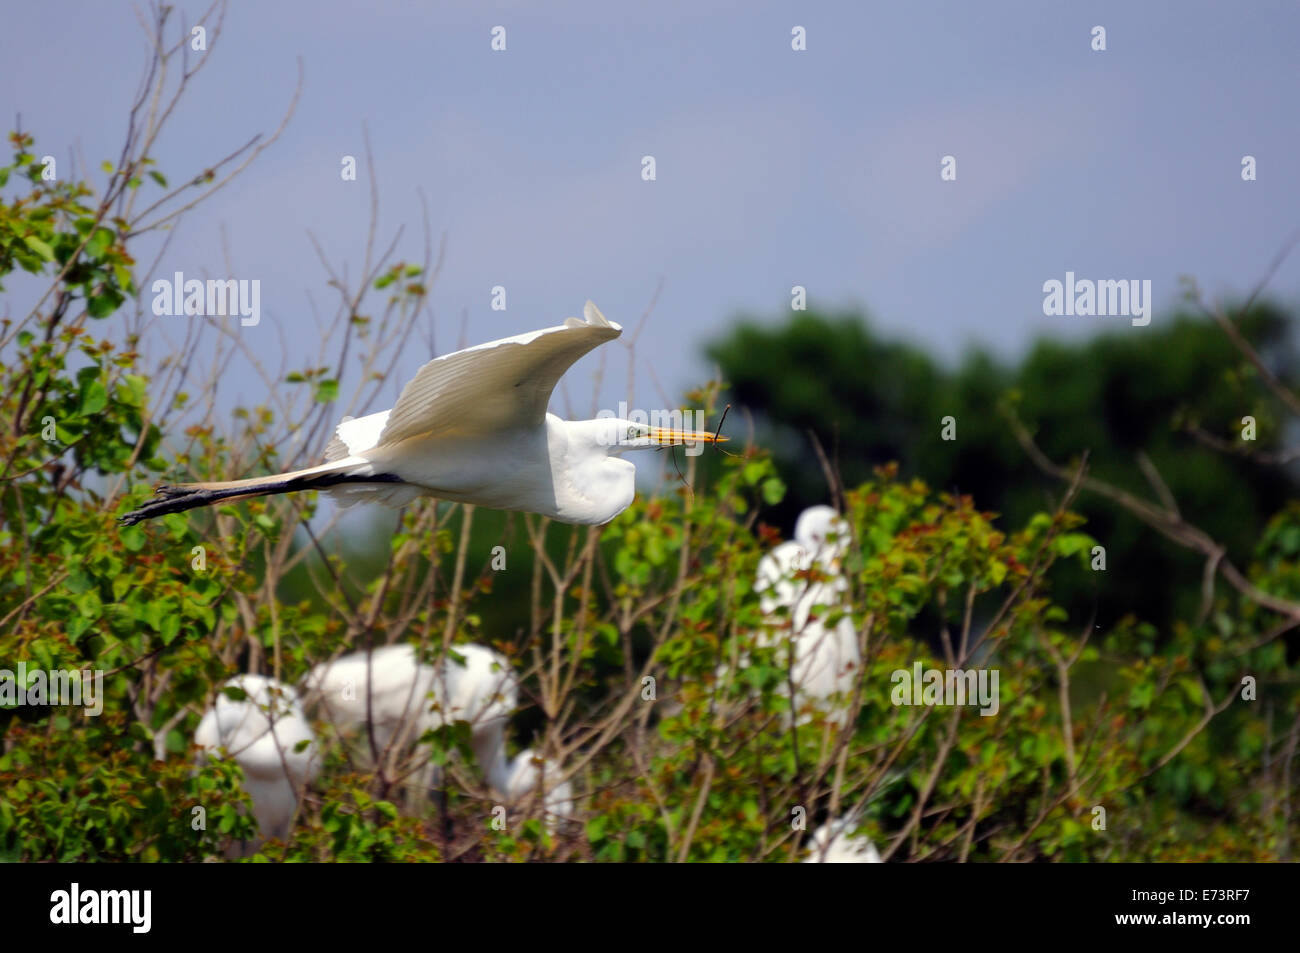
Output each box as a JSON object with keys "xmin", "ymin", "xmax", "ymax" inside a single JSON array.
[
  {"xmin": 750, "ymin": 505, "xmax": 861, "ymax": 724},
  {"xmin": 802, "ymin": 815, "xmax": 883, "ymax": 863},
  {"xmin": 300, "ymin": 642, "xmax": 573, "ymax": 825},
  {"xmin": 193, "ymin": 674, "xmax": 320, "ymax": 856},
  {"xmin": 121, "ymin": 302, "xmax": 723, "ymax": 528}
]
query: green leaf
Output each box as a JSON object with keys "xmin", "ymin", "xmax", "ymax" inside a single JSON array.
[
  {"xmin": 15, "ymin": 250, "xmax": 44, "ymax": 273},
  {"xmin": 76, "ymin": 589, "xmax": 102, "ymax": 619},
  {"xmin": 148, "ymin": 170, "xmax": 168, "ymax": 187},
  {"xmin": 1054, "ymin": 532, "xmax": 1093, "ymax": 558},
  {"xmin": 23, "ymin": 235, "xmax": 55, "ymax": 262},
  {"xmin": 87, "ymin": 288, "xmax": 124, "ymax": 318},
  {"xmin": 80, "ymin": 380, "xmax": 108, "ymax": 415},
  {"xmin": 119, "ymin": 524, "xmax": 146, "ymax": 553},
  {"xmin": 141, "ymin": 600, "xmax": 163, "ymax": 632},
  {"xmin": 163, "ymin": 512, "xmax": 190, "ymax": 542},
  {"xmin": 314, "ymin": 379, "xmax": 338, "ymax": 403},
  {"xmin": 86, "ymin": 227, "xmax": 113, "ymax": 260},
  {"xmin": 159, "ymin": 613, "xmax": 182, "ymax": 644},
  {"xmin": 119, "ymin": 374, "xmax": 148, "ymax": 408}
]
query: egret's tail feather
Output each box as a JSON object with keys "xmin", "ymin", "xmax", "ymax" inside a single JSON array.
[
  {"xmin": 119, "ymin": 463, "xmax": 403, "ymax": 526},
  {"xmin": 324, "ymin": 480, "xmax": 425, "ymax": 510}
]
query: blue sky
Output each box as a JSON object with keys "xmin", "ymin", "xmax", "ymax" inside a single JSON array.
[{"xmin": 4, "ymin": 0, "xmax": 1299, "ymax": 424}]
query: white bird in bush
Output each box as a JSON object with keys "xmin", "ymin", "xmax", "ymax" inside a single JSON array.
[
  {"xmin": 430, "ymin": 645, "xmax": 573, "ymax": 824},
  {"xmin": 755, "ymin": 505, "xmax": 852, "ymax": 612},
  {"xmin": 301, "ymin": 643, "xmax": 573, "ymax": 826},
  {"xmin": 301, "ymin": 643, "xmax": 517, "ymax": 747},
  {"xmin": 802, "ymin": 815, "xmax": 883, "ymax": 863},
  {"xmin": 769, "ymin": 510, "xmax": 880, "ymax": 864},
  {"xmin": 752, "ymin": 505, "xmax": 861, "ymax": 723},
  {"xmin": 193, "ymin": 674, "xmax": 320, "ymax": 855},
  {"xmin": 301, "ymin": 645, "xmax": 452, "ymax": 761},
  {"xmin": 121, "ymin": 302, "xmax": 722, "ymax": 528},
  {"xmin": 474, "ymin": 709, "xmax": 576, "ymax": 829}
]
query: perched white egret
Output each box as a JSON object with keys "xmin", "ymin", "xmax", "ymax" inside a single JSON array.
[
  {"xmin": 301, "ymin": 642, "xmax": 573, "ymax": 824},
  {"xmin": 435, "ymin": 646, "xmax": 574, "ymax": 827},
  {"xmin": 506, "ymin": 751, "xmax": 575, "ymax": 824},
  {"xmin": 299, "ymin": 644, "xmax": 441, "ymax": 793},
  {"xmin": 749, "ymin": 506, "xmax": 860, "ymax": 724},
  {"xmin": 300, "ymin": 643, "xmax": 516, "ymax": 777},
  {"xmin": 193, "ymin": 674, "xmax": 320, "ymax": 855},
  {"xmin": 755, "ymin": 506, "xmax": 852, "ymax": 615},
  {"xmin": 474, "ymin": 713, "xmax": 576, "ymax": 830},
  {"xmin": 802, "ymin": 815, "xmax": 883, "ymax": 863},
  {"xmin": 302, "ymin": 647, "xmax": 434, "ymax": 746},
  {"xmin": 121, "ymin": 302, "xmax": 722, "ymax": 528}
]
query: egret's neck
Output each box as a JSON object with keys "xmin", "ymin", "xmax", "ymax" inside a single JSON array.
[
  {"xmin": 472, "ymin": 717, "xmax": 513, "ymax": 794},
  {"xmin": 547, "ymin": 415, "xmax": 636, "ymax": 525}
]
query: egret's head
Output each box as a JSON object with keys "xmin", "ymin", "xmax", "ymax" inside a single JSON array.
[
  {"xmin": 794, "ymin": 505, "xmax": 851, "ymax": 564},
  {"xmin": 593, "ymin": 417, "xmax": 727, "ymax": 456}
]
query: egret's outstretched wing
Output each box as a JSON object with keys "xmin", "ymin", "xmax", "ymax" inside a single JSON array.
[
  {"xmin": 376, "ymin": 301, "xmax": 621, "ymax": 447},
  {"xmin": 324, "ymin": 411, "xmax": 390, "ymax": 461}
]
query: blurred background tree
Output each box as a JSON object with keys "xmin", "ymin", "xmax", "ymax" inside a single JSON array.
[{"xmin": 708, "ymin": 304, "xmax": 1300, "ymax": 637}]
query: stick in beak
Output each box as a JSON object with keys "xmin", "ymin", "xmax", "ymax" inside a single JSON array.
[{"xmin": 647, "ymin": 428, "xmax": 728, "ymax": 447}]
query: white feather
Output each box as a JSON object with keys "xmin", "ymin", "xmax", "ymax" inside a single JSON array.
[
  {"xmin": 803, "ymin": 816, "xmax": 883, "ymax": 863},
  {"xmin": 194, "ymin": 674, "xmax": 319, "ymax": 853},
  {"xmin": 377, "ymin": 302, "xmax": 621, "ymax": 448}
]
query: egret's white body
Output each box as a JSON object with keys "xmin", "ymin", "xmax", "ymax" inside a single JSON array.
[
  {"xmin": 751, "ymin": 509, "xmax": 879, "ymax": 863},
  {"xmin": 193, "ymin": 674, "xmax": 320, "ymax": 854},
  {"xmin": 802, "ymin": 816, "xmax": 883, "ymax": 863},
  {"xmin": 301, "ymin": 643, "xmax": 573, "ymax": 826},
  {"xmin": 473, "ymin": 714, "xmax": 576, "ymax": 830},
  {"xmin": 749, "ymin": 506, "xmax": 861, "ymax": 723},
  {"xmin": 300, "ymin": 643, "xmax": 517, "ymax": 758},
  {"xmin": 781, "ymin": 511, "xmax": 881, "ymax": 863},
  {"xmin": 121, "ymin": 302, "xmax": 721, "ymax": 527}
]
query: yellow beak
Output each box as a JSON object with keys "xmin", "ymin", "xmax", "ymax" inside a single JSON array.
[{"xmin": 647, "ymin": 428, "xmax": 728, "ymax": 446}]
